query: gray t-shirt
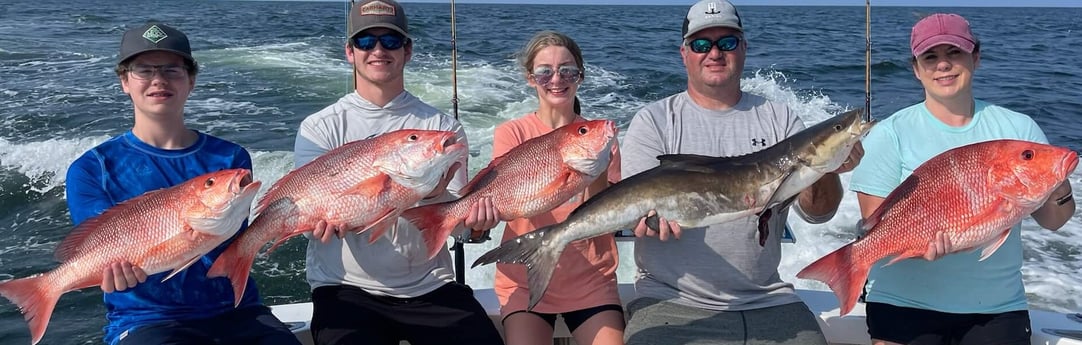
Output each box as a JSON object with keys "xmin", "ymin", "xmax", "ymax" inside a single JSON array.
[
  {"xmin": 621, "ymin": 91, "xmax": 806, "ymax": 311},
  {"xmin": 294, "ymin": 91, "xmax": 468, "ymax": 298}
]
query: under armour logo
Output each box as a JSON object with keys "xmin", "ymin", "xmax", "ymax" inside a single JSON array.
[{"xmin": 751, "ymin": 138, "xmax": 768, "ymax": 146}]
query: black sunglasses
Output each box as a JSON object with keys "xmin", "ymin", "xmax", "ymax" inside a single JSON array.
[
  {"xmin": 352, "ymin": 33, "xmax": 408, "ymax": 51},
  {"xmin": 686, "ymin": 36, "xmax": 742, "ymax": 54}
]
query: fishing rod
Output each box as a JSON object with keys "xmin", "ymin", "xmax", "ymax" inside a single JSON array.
[
  {"xmin": 864, "ymin": 0, "xmax": 871, "ymax": 122},
  {"xmin": 446, "ymin": 0, "xmax": 478, "ymax": 286}
]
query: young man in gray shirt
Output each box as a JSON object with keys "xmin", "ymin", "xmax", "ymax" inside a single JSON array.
[
  {"xmin": 293, "ymin": 1, "xmax": 503, "ymax": 344},
  {"xmin": 620, "ymin": 1, "xmax": 863, "ymax": 344}
]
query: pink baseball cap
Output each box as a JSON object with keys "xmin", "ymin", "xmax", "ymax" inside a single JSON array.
[{"xmin": 910, "ymin": 13, "xmax": 977, "ymax": 56}]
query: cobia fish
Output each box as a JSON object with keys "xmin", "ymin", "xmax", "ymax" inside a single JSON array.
[
  {"xmin": 474, "ymin": 108, "xmax": 871, "ymax": 309},
  {"xmin": 403, "ymin": 120, "xmax": 617, "ymax": 259},
  {"xmin": 797, "ymin": 139, "xmax": 1079, "ymax": 316},
  {"xmin": 0, "ymin": 168, "xmax": 261, "ymax": 345},
  {"xmin": 208, "ymin": 129, "xmax": 466, "ymax": 306}
]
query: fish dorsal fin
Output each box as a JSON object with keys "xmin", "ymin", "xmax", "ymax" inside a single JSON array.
[
  {"xmin": 56, "ymin": 189, "xmax": 165, "ymax": 262},
  {"xmin": 461, "ymin": 155, "xmax": 506, "ymax": 197},
  {"xmin": 864, "ymin": 174, "xmax": 921, "ymax": 232},
  {"xmin": 656, "ymin": 154, "xmax": 722, "ymax": 173},
  {"xmin": 657, "ymin": 152, "xmax": 763, "ymax": 171}
]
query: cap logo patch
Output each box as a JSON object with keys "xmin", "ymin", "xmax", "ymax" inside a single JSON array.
[
  {"xmin": 142, "ymin": 25, "xmax": 168, "ymax": 44},
  {"xmin": 705, "ymin": 2, "xmax": 721, "ymax": 14},
  {"xmin": 359, "ymin": 1, "xmax": 395, "ymax": 16}
]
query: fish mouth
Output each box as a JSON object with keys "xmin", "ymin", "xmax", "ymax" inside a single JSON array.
[
  {"xmin": 230, "ymin": 169, "xmax": 259, "ymax": 196},
  {"xmin": 1059, "ymin": 152, "xmax": 1080, "ymax": 177}
]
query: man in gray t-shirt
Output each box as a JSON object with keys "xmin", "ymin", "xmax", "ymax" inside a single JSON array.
[
  {"xmin": 621, "ymin": 1, "xmax": 862, "ymax": 344},
  {"xmin": 292, "ymin": 1, "xmax": 503, "ymax": 344}
]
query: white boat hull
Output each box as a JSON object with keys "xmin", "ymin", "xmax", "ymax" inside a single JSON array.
[{"xmin": 270, "ymin": 283, "xmax": 1082, "ymax": 345}]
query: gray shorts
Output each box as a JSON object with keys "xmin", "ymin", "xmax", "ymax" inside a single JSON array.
[{"xmin": 624, "ymin": 298, "xmax": 827, "ymax": 345}]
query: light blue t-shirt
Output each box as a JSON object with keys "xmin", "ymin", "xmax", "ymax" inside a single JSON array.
[{"xmin": 849, "ymin": 99, "xmax": 1047, "ymax": 314}]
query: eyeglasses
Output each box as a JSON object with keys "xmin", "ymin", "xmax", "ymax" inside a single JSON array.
[
  {"xmin": 686, "ymin": 36, "xmax": 742, "ymax": 54},
  {"xmin": 352, "ymin": 33, "xmax": 408, "ymax": 51},
  {"xmin": 127, "ymin": 64, "xmax": 188, "ymax": 80},
  {"xmin": 530, "ymin": 65, "xmax": 582, "ymax": 86}
]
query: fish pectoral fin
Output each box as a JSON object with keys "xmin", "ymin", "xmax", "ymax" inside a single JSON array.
[
  {"xmin": 161, "ymin": 255, "xmax": 203, "ymax": 282},
  {"xmin": 344, "ymin": 174, "xmax": 392, "ymax": 198},
  {"xmin": 978, "ymin": 229, "xmax": 1012, "ymax": 261},
  {"xmin": 362, "ymin": 209, "xmax": 400, "ymax": 244},
  {"xmin": 538, "ymin": 168, "xmax": 575, "ymax": 197}
]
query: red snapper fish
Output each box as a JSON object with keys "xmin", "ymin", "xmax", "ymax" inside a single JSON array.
[
  {"xmin": 0, "ymin": 168, "xmax": 261, "ymax": 345},
  {"xmin": 402, "ymin": 120, "xmax": 617, "ymax": 259},
  {"xmin": 208, "ymin": 129, "xmax": 467, "ymax": 306},
  {"xmin": 797, "ymin": 139, "xmax": 1078, "ymax": 316}
]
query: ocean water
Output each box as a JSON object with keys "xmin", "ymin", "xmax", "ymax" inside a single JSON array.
[{"xmin": 1, "ymin": 0, "xmax": 1081, "ymax": 343}]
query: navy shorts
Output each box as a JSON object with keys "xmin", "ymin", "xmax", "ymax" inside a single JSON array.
[
  {"xmin": 866, "ymin": 302, "xmax": 1031, "ymax": 345},
  {"xmin": 116, "ymin": 305, "xmax": 300, "ymax": 345},
  {"xmin": 504, "ymin": 304, "xmax": 624, "ymax": 333},
  {"xmin": 310, "ymin": 283, "xmax": 504, "ymax": 345}
]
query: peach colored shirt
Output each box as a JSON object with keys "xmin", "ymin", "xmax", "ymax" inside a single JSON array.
[{"xmin": 492, "ymin": 113, "xmax": 622, "ymax": 316}]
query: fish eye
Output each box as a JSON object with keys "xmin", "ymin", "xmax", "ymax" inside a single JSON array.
[
  {"xmin": 408, "ymin": 134, "xmax": 419, "ymax": 141},
  {"xmin": 205, "ymin": 178, "xmax": 215, "ymax": 188},
  {"xmin": 833, "ymin": 124, "xmax": 844, "ymax": 131},
  {"xmin": 578, "ymin": 126, "xmax": 589, "ymax": 135},
  {"xmin": 1021, "ymin": 150, "xmax": 1034, "ymax": 160}
]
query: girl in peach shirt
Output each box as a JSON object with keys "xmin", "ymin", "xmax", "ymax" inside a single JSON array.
[{"xmin": 492, "ymin": 30, "xmax": 624, "ymax": 345}]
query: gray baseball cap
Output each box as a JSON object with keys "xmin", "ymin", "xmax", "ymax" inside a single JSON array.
[
  {"xmin": 682, "ymin": 0, "xmax": 743, "ymax": 38},
  {"xmin": 348, "ymin": 0, "xmax": 409, "ymax": 39},
  {"xmin": 118, "ymin": 22, "xmax": 194, "ymax": 66}
]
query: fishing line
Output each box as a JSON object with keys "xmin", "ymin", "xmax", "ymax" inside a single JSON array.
[{"xmin": 865, "ymin": 0, "xmax": 871, "ymax": 122}]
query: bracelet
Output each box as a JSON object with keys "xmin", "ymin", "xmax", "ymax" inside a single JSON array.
[{"xmin": 1056, "ymin": 194, "xmax": 1074, "ymax": 206}]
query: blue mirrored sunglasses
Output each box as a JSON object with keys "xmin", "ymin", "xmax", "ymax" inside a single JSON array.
[
  {"xmin": 352, "ymin": 33, "xmax": 408, "ymax": 51},
  {"xmin": 687, "ymin": 36, "xmax": 742, "ymax": 54}
]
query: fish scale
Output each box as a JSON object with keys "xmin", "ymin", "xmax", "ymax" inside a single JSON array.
[
  {"xmin": 403, "ymin": 120, "xmax": 617, "ymax": 259},
  {"xmin": 0, "ymin": 168, "xmax": 261, "ymax": 345},
  {"xmin": 207, "ymin": 129, "xmax": 466, "ymax": 307},
  {"xmin": 798, "ymin": 139, "xmax": 1079, "ymax": 316}
]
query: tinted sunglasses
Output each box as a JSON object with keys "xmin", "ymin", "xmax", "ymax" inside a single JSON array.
[
  {"xmin": 531, "ymin": 65, "xmax": 582, "ymax": 85},
  {"xmin": 686, "ymin": 36, "xmax": 742, "ymax": 54},
  {"xmin": 352, "ymin": 33, "xmax": 408, "ymax": 51}
]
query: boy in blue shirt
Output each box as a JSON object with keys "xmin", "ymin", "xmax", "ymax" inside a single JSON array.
[{"xmin": 65, "ymin": 22, "xmax": 299, "ymax": 345}]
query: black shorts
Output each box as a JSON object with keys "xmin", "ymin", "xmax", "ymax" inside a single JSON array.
[
  {"xmin": 504, "ymin": 304, "xmax": 624, "ymax": 333},
  {"xmin": 116, "ymin": 305, "xmax": 299, "ymax": 345},
  {"xmin": 310, "ymin": 283, "xmax": 504, "ymax": 345},
  {"xmin": 866, "ymin": 302, "xmax": 1031, "ymax": 345}
]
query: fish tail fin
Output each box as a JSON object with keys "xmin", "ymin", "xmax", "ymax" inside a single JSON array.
[
  {"xmin": 207, "ymin": 242, "xmax": 254, "ymax": 308},
  {"xmin": 472, "ymin": 227, "xmax": 563, "ymax": 310},
  {"xmin": 796, "ymin": 244, "xmax": 867, "ymax": 316},
  {"xmin": 0, "ymin": 274, "xmax": 60, "ymax": 344},
  {"xmin": 402, "ymin": 204, "xmax": 460, "ymax": 259}
]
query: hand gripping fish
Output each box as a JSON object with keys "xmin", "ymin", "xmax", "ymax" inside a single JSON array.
[
  {"xmin": 797, "ymin": 139, "xmax": 1079, "ymax": 316},
  {"xmin": 0, "ymin": 168, "xmax": 261, "ymax": 345},
  {"xmin": 474, "ymin": 108, "xmax": 872, "ymax": 310}
]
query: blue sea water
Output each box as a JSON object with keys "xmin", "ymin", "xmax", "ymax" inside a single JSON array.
[{"xmin": 1, "ymin": 0, "xmax": 1080, "ymax": 343}]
